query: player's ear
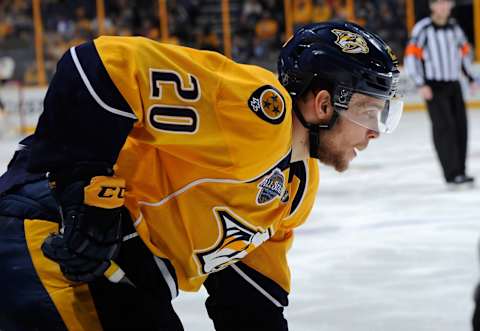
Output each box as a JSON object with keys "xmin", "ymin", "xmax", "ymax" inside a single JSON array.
[{"xmin": 314, "ymin": 90, "xmax": 334, "ymax": 121}]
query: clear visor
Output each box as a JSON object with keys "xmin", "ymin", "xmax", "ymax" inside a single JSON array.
[{"xmin": 334, "ymin": 91, "xmax": 404, "ymax": 134}]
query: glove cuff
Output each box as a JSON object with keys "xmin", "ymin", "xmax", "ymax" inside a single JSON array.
[
  {"xmin": 48, "ymin": 163, "xmax": 125, "ymax": 210},
  {"xmin": 84, "ymin": 176, "xmax": 126, "ymax": 209},
  {"xmin": 48, "ymin": 162, "xmax": 114, "ymax": 192}
]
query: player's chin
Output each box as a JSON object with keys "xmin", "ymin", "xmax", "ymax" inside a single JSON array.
[
  {"xmin": 324, "ymin": 156, "xmax": 349, "ymax": 172},
  {"xmin": 333, "ymin": 159, "xmax": 349, "ymax": 172},
  {"xmin": 317, "ymin": 149, "xmax": 350, "ymax": 172}
]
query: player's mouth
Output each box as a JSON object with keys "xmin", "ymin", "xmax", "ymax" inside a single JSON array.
[
  {"xmin": 353, "ymin": 147, "xmax": 359, "ymax": 157},
  {"xmin": 352, "ymin": 144, "xmax": 368, "ymax": 158}
]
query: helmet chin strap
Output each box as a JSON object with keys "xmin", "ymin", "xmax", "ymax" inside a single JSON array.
[{"xmin": 292, "ymin": 104, "xmax": 339, "ymax": 158}]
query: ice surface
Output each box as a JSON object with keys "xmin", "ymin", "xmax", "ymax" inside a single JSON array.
[{"xmin": 1, "ymin": 111, "xmax": 479, "ymax": 330}]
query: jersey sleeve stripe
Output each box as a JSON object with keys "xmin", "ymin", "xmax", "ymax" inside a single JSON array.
[
  {"xmin": 70, "ymin": 46, "xmax": 138, "ymax": 120},
  {"xmin": 138, "ymin": 149, "xmax": 293, "ymax": 207}
]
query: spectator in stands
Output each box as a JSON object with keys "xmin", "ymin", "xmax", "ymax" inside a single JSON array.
[
  {"xmin": 242, "ymin": 0, "xmax": 263, "ymax": 24},
  {"xmin": 74, "ymin": 6, "xmax": 93, "ymax": 37},
  {"xmin": 0, "ymin": 56, "xmax": 15, "ymax": 83},
  {"xmin": 140, "ymin": 19, "xmax": 160, "ymax": 40},
  {"xmin": 23, "ymin": 62, "xmax": 39, "ymax": 86},
  {"xmin": 237, "ymin": 0, "xmax": 263, "ymax": 61},
  {"xmin": 312, "ymin": 0, "xmax": 333, "ymax": 22},
  {"xmin": 56, "ymin": 15, "xmax": 75, "ymax": 40},
  {"xmin": 293, "ymin": 0, "xmax": 313, "ymax": 28},
  {"xmin": 253, "ymin": 12, "xmax": 279, "ymax": 58},
  {"xmin": 0, "ymin": 12, "xmax": 14, "ymax": 40},
  {"xmin": 0, "ymin": 0, "xmax": 410, "ymax": 86},
  {"xmin": 196, "ymin": 24, "xmax": 220, "ymax": 52},
  {"xmin": 0, "ymin": 56, "xmax": 13, "ymax": 118},
  {"xmin": 329, "ymin": 1, "xmax": 348, "ymax": 21}
]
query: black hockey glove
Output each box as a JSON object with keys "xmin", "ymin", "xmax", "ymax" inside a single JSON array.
[{"xmin": 41, "ymin": 165, "xmax": 126, "ymax": 282}]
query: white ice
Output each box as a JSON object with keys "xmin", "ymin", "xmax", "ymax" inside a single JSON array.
[{"xmin": 1, "ymin": 110, "xmax": 479, "ymax": 331}]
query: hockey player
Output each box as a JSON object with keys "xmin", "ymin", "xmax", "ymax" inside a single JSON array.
[{"xmin": 0, "ymin": 21, "xmax": 402, "ymax": 331}]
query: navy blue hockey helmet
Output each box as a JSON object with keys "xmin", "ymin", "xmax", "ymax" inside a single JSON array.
[{"xmin": 278, "ymin": 21, "xmax": 403, "ymax": 136}]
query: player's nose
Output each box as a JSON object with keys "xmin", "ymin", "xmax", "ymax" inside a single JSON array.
[{"xmin": 367, "ymin": 129, "xmax": 379, "ymax": 140}]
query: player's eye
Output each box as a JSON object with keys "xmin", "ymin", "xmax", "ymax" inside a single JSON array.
[{"xmin": 359, "ymin": 109, "xmax": 379, "ymax": 119}]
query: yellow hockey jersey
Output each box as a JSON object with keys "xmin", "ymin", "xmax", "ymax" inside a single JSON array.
[{"xmin": 92, "ymin": 36, "xmax": 319, "ymax": 292}]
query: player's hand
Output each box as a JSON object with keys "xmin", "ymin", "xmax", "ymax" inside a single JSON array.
[
  {"xmin": 419, "ymin": 85, "xmax": 433, "ymax": 101},
  {"xmin": 41, "ymin": 167, "xmax": 126, "ymax": 283}
]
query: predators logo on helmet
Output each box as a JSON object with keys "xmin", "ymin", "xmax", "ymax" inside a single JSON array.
[{"xmin": 331, "ymin": 29, "xmax": 369, "ymax": 54}]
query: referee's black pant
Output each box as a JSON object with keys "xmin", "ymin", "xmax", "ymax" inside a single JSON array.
[{"xmin": 425, "ymin": 81, "xmax": 468, "ymax": 182}]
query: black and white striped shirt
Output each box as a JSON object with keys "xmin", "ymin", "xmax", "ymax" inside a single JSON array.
[{"xmin": 405, "ymin": 17, "xmax": 475, "ymax": 86}]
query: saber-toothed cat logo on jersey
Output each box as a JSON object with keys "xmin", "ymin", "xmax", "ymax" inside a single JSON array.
[
  {"xmin": 331, "ymin": 29, "xmax": 369, "ymax": 54},
  {"xmin": 195, "ymin": 208, "xmax": 272, "ymax": 274},
  {"xmin": 248, "ymin": 85, "xmax": 286, "ymax": 124}
]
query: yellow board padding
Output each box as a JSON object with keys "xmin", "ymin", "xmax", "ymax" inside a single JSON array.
[
  {"xmin": 24, "ymin": 219, "xmax": 103, "ymax": 331},
  {"xmin": 404, "ymin": 101, "xmax": 480, "ymax": 112},
  {"xmin": 84, "ymin": 176, "xmax": 126, "ymax": 209}
]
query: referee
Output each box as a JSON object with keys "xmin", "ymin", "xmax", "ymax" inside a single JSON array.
[{"xmin": 405, "ymin": 0, "xmax": 477, "ymax": 187}]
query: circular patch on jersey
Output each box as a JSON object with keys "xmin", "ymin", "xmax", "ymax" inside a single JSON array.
[{"xmin": 248, "ymin": 85, "xmax": 286, "ymax": 124}]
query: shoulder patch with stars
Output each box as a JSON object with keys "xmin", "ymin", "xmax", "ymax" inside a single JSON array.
[{"xmin": 248, "ymin": 85, "xmax": 286, "ymax": 124}]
